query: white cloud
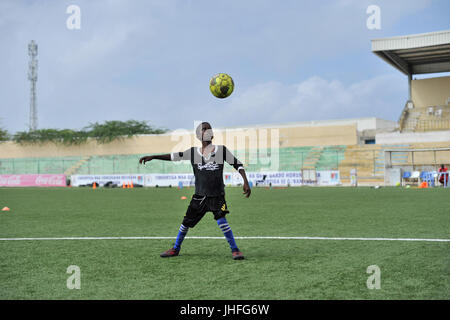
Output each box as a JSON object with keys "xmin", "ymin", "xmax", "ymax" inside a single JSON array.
[{"xmin": 58, "ymin": 23, "xmax": 139, "ymax": 73}]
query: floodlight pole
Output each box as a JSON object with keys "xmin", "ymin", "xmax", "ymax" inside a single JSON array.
[
  {"xmin": 28, "ymin": 40, "xmax": 38, "ymax": 131},
  {"xmin": 407, "ymin": 73, "xmax": 412, "ymax": 101}
]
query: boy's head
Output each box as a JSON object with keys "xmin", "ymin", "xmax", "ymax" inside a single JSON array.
[{"xmin": 196, "ymin": 122, "xmax": 213, "ymax": 142}]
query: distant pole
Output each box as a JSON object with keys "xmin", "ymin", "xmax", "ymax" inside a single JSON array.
[
  {"xmin": 28, "ymin": 40, "xmax": 38, "ymax": 131},
  {"xmin": 408, "ymin": 73, "xmax": 412, "ymax": 101}
]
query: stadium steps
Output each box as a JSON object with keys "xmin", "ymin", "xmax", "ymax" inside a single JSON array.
[
  {"xmin": 302, "ymin": 146, "xmax": 323, "ymax": 169},
  {"xmin": 73, "ymin": 154, "xmax": 194, "ymax": 175},
  {"xmin": 315, "ymin": 146, "xmax": 346, "ymax": 170},
  {"xmin": 402, "ymin": 111, "xmax": 421, "ymax": 132},
  {"xmin": 65, "ymin": 156, "xmax": 91, "ymax": 176},
  {"xmin": 338, "ymin": 145, "xmax": 382, "ymax": 179},
  {"xmin": 0, "ymin": 144, "xmax": 424, "ymax": 178},
  {"xmin": 0, "ymin": 156, "xmax": 82, "ymax": 174},
  {"xmin": 278, "ymin": 147, "xmax": 312, "ymax": 171},
  {"xmin": 67, "ymin": 146, "xmax": 347, "ymax": 175},
  {"xmin": 0, "ymin": 159, "xmax": 14, "ymax": 174}
]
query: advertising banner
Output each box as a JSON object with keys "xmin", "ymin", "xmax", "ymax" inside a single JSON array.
[
  {"xmin": 246, "ymin": 171, "xmax": 303, "ymax": 186},
  {"xmin": 71, "ymin": 170, "xmax": 341, "ymax": 187},
  {"xmin": 0, "ymin": 174, "xmax": 67, "ymax": 187},
  {"xmin": 316, "ymin": 170, "xmax": 341, "ymax": 186},
  {"xmin": 144, "ymin": 173, "xmax": 195, "ymax": 187},
  {"xmin": 71, "ymin": 174, "xmax": 145, "ymax": 187}
]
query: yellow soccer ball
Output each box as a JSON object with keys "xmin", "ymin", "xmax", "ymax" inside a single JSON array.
[{"xmin": 209, "ymin": 73, "xmax": 234, "ymax": 99}]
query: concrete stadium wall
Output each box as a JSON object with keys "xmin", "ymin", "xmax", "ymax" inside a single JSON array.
[
  {"xmin": 277, "ymin": 125, "xmax": 357, "ymax": 147},
  {"xmin": 0, "ymin": 134, "xmax": 184, "ymax": 159},
  {"xmin": 412, "ymin": 76, "xmax": 450, "ymax": 108},
  {"xmin": 0, "ymin": 124, "xmax": 358, "ymax": 159}
]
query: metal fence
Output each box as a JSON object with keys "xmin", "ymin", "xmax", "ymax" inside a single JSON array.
[
  {"xmin": 1, "ymin": 148, "xmax": 448, "ymax": 178},
  {"xmin": 0, "ymin": 158, "xmax": 80, "ymax": 175},
  {"xmin": 0, "ymin": 151, "xmax": 357, "ymax": 175},
  {"xmin": 403, "ymin": 119, "xmax": 450, "ymax": 132}
]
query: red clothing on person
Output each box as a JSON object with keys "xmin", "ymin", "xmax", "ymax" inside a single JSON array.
[{"xmin": 438, "ymin": 166, "xmax": 448, "ymax": 184}]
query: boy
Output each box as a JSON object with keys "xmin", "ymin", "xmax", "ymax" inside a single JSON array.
[{"xmin": 139, "ymin": 122, "xmax": 251, "ymax": 260}]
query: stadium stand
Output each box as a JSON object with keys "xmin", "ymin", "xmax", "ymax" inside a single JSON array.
[
  {"xmin": 1, "ymin": 31, "xmax": 449, "ymax": 187},
  {"xmin": 301, "ymin": 146, "xmax": 323, "ymax": 169},
  {"xmin": 1, "ymin": 142, "xmax": 447, "ymax": 187},
  {"xmin": 0, "ymin": 156, "xmax": 82, "ymax": 175},
  {"xmin": 401, "ymin": 105, "xmax": 450, "ymax": 132},
  {"xmin": 338, "ymin": 145, "xmax": 383, "ymax": 184},
  {"xmin": 315, "ymin": 146, "xmax": 347, "ymax": 171},
  {"xmin": 0, "ymin": 146, "xmax": 349, "ymax": 175},
  {"xmin": 1, "ymin": 134, "xmax": 447, "ymax": 188}
]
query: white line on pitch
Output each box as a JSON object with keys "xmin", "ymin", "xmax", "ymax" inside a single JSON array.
[{"xmin": 0, "ymin": 236, "xmax": 448, "ymax": 242}]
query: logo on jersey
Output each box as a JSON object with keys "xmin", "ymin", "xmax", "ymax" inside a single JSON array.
[
  {"xmin": 197, "ymin": 162, "xmax": 220, "ymax": 171},
  {"xmin": 221, "ymin": 204, "xmax": 227, "ymax": 211}
]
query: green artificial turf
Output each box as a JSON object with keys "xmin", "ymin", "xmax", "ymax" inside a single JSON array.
[{"xmin": 0, "ymin": 186, "xmax": 448, "ymax": 299}]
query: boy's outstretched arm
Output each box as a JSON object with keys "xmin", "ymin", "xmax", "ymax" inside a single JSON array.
[
  {"xmin": 140, "ymin": 148, "xmax": 192, "ymax": 164},
  {"xmin": 224, "ymin": 146, "xmax": 251, "ymax": 198},
  {"xmin": 239, "ymin": 168, "xmax": 251, "ymax": 198},
  {"xmin": 139, "ymin": 154, "xmax": 171, "ymax": 164}
]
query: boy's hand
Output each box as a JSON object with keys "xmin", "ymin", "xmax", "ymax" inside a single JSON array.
[
  {"xmin": 243, "ymin": 182, "xmax": 251, "ymax": 198},
  {"xmin": 139, "ymin": 156, "xmax": 153, "ymax": 164}
]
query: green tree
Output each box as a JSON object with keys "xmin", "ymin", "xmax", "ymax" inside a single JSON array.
[
  {"xmin": 84, "ymin": 120, "xmax": 167, "ymax": 144},
  {"xmin": 12, "ymin": 120, "xmax": 167, "ymax": 145},
  {"xmin": 0, "ymin": 127, "xmax": 9, "ymax": 141}
]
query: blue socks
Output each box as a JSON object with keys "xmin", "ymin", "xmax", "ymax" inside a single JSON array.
[
  {"xmin": 217, "ymin": 217, "xmax": 239, "ymax": 252},
  {"xmin": 173, "ymin": 224, "xmax": 188, "ymax": 251},
  {"xmin": 173, "ymin": 218, "xmax": 239, "ymax": 252}
]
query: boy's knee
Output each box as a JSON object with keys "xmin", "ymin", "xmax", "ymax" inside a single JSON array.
[{"xmin": 182, "ymin": 217, "xmax": 198, "ymax": 228}]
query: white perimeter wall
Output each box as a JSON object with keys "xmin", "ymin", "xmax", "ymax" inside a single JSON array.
[
  {"xmin": 376, "ymin": 130, "xmax": 450, "ymax": 145},
  {"xmin": 225, "ymin": 117, "xmax": 397, "ymax": 132}
]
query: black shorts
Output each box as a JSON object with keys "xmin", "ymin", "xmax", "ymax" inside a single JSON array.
[{"xmin": 182, "ymin": 194, "xmax": 230, "ymax": 228}]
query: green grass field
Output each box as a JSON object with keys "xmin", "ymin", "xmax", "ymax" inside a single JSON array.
[{"xmin": 0, "ymin": 186, "xmax": 448, "ymax": 300}]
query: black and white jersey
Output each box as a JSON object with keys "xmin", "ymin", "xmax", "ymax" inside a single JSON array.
[{"xmin": 171, "ymin": 145, "xmax": 244, "ymax": 196}]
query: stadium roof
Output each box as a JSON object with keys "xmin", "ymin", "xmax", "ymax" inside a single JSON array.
[{"xmin": 372, "ymin": 30, "xmax": 450, "ymax": 75}]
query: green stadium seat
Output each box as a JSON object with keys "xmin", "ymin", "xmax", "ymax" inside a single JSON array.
[{"xmin": 0, "ymin": 146, "xmax": 348, "ymax": 175}]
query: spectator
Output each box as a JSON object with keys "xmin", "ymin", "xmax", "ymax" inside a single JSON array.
[{"xmin": 438, "ymin": 164, "xmax": 448, "ymax": 186}]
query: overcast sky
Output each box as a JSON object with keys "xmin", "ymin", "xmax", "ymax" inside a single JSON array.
[{"xmin": 1, "ymin": 0, "xmax": 449, "ymax": 134}]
